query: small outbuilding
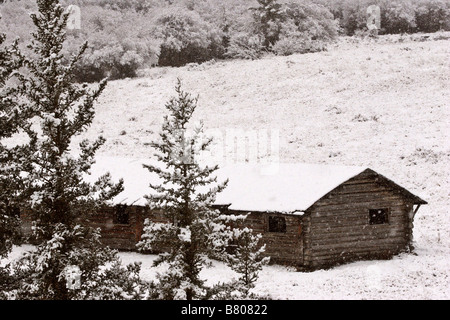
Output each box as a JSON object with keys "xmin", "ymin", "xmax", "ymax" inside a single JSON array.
[{"xmin": 86, "ymin": 157, "xmax": 427, "ymax": 270}]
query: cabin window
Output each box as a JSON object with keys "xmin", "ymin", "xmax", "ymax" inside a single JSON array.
[
  {"xmin": 11, "ymin": 207, "xmax": 21, "ymax": 217},
  {"xmin": 6, "ymin": 206, "xmax": 21, "ymax": 218},
  {"xmin": 268, "ymin": 216, "xmax": 286, "ymax": 233},
  {"xmin": 114, "ymin": 204, "xmax": 129, "ymax": 225},
  {"xmin": 369, "ymin": 208, "xmax": 389, "ymax": 225}
]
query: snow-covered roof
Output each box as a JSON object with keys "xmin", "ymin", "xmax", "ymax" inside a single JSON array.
[
  {"xmin": 87, "ymin": 157, "xmax": 365, "ymax": 212},
  {"xmin": 87, "ymin": 157, "xmax": 426, "ymax": 214},
  {"xmin": 213, "ymin": 162, "xmax": 366, "ymax": 213}
]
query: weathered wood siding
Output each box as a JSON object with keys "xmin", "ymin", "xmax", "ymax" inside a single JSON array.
[
  {"xmin": 19, "ymin": 209, "xmax": 33, "ymax": 238},
  {"xmin": 235, "ymin": 211, "xmax": 303, "ymax": 266},
  {"xmin": 303, "ymin": 170, "xmax": 415, "ymax": 269},
  {"xmin": 89, "ymin": 206, "xmax": 146, "ymax": 250}
]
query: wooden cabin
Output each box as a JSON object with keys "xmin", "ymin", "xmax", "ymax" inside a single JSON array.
[{"xmin": 82, "ymin": 157, "xmax": 427, "ymax": 270}]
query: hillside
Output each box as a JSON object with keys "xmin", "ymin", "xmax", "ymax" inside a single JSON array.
[
  {"xmin": 76, "ymin": 34, "xmax": 450, "ymax": 299},
  {"xmin": 90, "ymin": 34, "xmax": 449, "ymax": 207},
  {"xmin": 7, "ymin": 34, "xmax": 450, "ymax": 299}
]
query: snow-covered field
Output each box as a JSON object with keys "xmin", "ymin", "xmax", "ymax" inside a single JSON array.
[{"xmin": 4, "ymin": 33, "xmax": 450, "ymax": 299}]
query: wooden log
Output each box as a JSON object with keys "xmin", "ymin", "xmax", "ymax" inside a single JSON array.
[
  {"xmin": 310, "ymin": 233, "xmax": 407, "ymax": 246},
  {"xmin": 309, "ymin": 247, "xmax": 405, "ymax": 262},
  {"xmin": 310, "ymin": 238, "xmax": 407, "ymax": 251},
  {"xmin": 309, "ymin": 229, "xmax": 406, "ymax": 242},
  {"xmin": 309, "ymin": 215, "xmax": 407, "ymax": 226}
]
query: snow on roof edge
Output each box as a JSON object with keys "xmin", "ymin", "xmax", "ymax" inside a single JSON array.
[{"xmin": 87, "ymin": 157, "xmax": 427, "ymax": 215}]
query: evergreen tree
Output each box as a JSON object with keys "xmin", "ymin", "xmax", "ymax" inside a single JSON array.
[
  {"xmin": 0, "ymin": 23, "xmax": 28, "ymax": 259},
  {"xmin": 137, "ymin": 80, "xmax": 243, "ymax": 300},
  {"xmin": 0, "ymin": 20, "xmax": 35, "ymax": 299},
  {"xmin": 5, "ymin": 0, "xmax": 146, "ymax": 300},
  {"xmin": 226, "ymin": 227, "xmax": 270, "ymax": 296},
  {"xmin": 251, "ymin": 0, "xmax": 285, "ymax": 49},
  {"xmin": 138, "ymin": 80, "xmax": 270, "ymax": 300},
  {"xmin": 21, "ymin": 0, "xmax": 123, "ymax": 238}
]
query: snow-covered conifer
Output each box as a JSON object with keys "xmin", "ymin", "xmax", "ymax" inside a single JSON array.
[
  {"xmin": 19, "ymin": 0, "xmax": 123, "ymax": 238},
  {"xmin": 137, "ymin": 79, "xmax": 240, "ymax": 300},
  {"xmin": 138, "ymin": 80, "xmax": 270, "ymax": 300},
  {"xmin": 226, "ymin": 227, "xmax": 270, "ymax": 296},
  {"xmin": 0, "ymin": 23, "xmax": 27, "ymax": 259},
  {"xmin": 5, "ymin": 0, "xmax": 147, "ymax": 300},
  {"xmin": 251, "ymin": 0, "xmax": 285, "ymax": 48}
]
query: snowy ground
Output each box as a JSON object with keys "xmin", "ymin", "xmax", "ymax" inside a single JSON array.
[
  {"xmin": 5, "ymin": 243, "xmax": 448, "ymax": 300},
  {"xmin": 4, "ymin": 33, "xmax": 450, "ymax": 299},
  {"xmin": 119, "ymin": 247, "xmax": 450, "ymax": 300}
]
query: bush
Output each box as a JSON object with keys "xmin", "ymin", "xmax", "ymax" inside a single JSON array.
[
  {"xmin": 320, "ymin": 0, "xmax": 450, "ymax": 35},
  {"xmin": 272, "ymin": 22, "xmax": 325, "ymax": 55},
  {"xmin": 415, "ymin": 0, "xmax": 450, "ymax": 32},
  {"xmin": 286, "ymin": 1, "xmax": 339, "ymax": 40},
  {"xmin": 251, "ymin": 0, "xmax": 285, "ymax": 48},
  {"xmin": 71, "ymin": 40, "xmax": 147, "ymax": 83},
  {"xmin": 226, "ymin": 33, "xmax": 266, "ymax": 60},
  {"xmin": 380, "ymin": 0, "xmax": 417, "ymax": 34},
  {"xmin": 66, "ymin": 5, "xmax": 158, "ymax": 82},
  {"xmin": 272, "ymin": 1, "xmax": 339, "ymax": 56},
  {"xmin": 338, "ymin": 0, "xmax": 366, "ymax": 36},
  {"xmin": 155, "ymin": 8, "xmax": 224, "ymax": 67}
]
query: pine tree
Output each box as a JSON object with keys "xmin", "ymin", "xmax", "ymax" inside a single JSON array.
[
  {"xmin": 226, "ymin": 227, "xmax": 270, "ymax": 296},
  {"xmin": 137, "ymin": 80, "xmax": 240, "ymax": 300},
  {"xmin": 251, "ymin": 0, "xmax": 285, "ymax": 49},
  {"xmin": 0, "ymin": 24, "xmax": 27, "ymax": 259},
  {"xmin": 21, "ymin": 0, "xmax": 123, "ymax": 237},
  {"xmin": 5, "ymin": 0, "xmax": 146, "ymax": 300},
  {"xmin": 0, "ymin": 20, "xmax": 36, "ymax": 299}
]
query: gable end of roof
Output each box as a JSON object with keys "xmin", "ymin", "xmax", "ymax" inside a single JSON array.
[{"xmin": 304, "ymin": 168, "xmax": 427, "ymax": 213}]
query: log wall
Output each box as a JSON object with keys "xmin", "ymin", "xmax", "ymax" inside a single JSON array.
[
  {"xmin": 234, "ymin": 211, "xmax": 303, "ymax": 267},
  {"xmin": 89, "ymin": 206, "xmax": 146, "ymax": 251},
  {"xmin": 302, "ymin": 170, "xmax": 415, "ymax": 269},
  {"xmin": 19, "ymin": 168, "xmax": 419, "ymax": 271}
]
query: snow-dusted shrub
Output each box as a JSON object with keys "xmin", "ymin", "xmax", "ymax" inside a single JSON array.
[
  {"xmin": 72, "ymin": 41, "xmax": 146, "ymax": 82},
  {"xmin": 250, "ymin": 0, "xmax": 285, "ymax": 48},
  {"xmin": 271, "ymin": 21, "xmax": 323, "ymax": 55},
  {"xmin": 67, "ymin": 5, "xmax": 159, "ymax": 82},
  {"xmin": 285, "ymin": 2, "xmax": 339, "ymax": 40},
  {"xmin": 381, "ymin": 0, "xmax": 417, "ymax": 34},
  {"xmin": 226, "ymin": 33, "xmax": 265, "ymax": 60},
  {"xmin": 155, "ymin": 9, "xmax": 223, "ymax": 67},
  {"xmin": 226, "ymin": 227, "xmax": 270, "ymax": 295},
  {"xmin": 206, "ymin": 280, "xmax": 271, "ymax": 300},
  {"xmin": 415, "ymin": 0, "xmax": 450, "ymax": 32},
  {"xmin": 271, "ymin": 1, "xmax": 338, "ymax": 56}
]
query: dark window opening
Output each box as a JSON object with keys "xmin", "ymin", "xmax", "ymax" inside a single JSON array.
[
  {"xmin": 369, "ymin": 208, "xmax": 389, "ymax": 225},
  {"xmin": 114, "ymin": 204, "xmax": 129, "ymax": 225},
  {"xmin": 226, "ymin": 238, "xmax": 238, "ymax": 254},
  {"xmin": 12, "ymin": 207, "xmax": 21, "ymax": 217},
  {"xmin": 268, "ymin": 216, "xmax": 286, "ymax": 233},
  {"xmin": 7, "ymin": 206, "xmax": 21, "ymax": 218}
]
